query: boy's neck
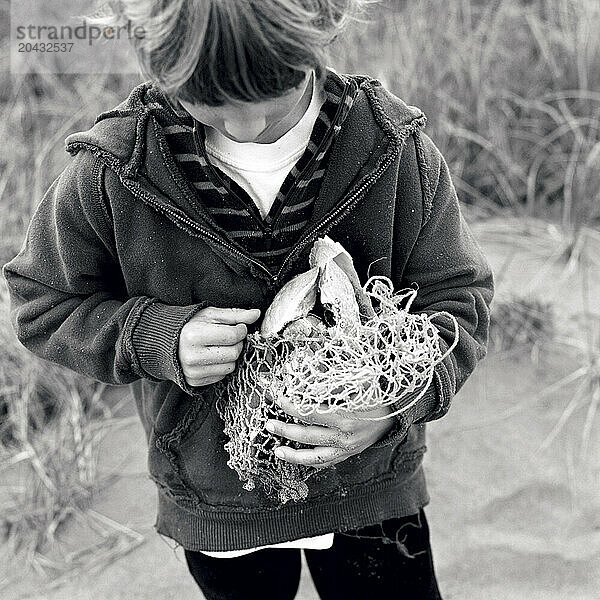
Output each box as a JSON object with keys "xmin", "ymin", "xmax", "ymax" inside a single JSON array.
[{"xmin": 248, "ymin": 70, "xmax": 319, "ymax": 144}]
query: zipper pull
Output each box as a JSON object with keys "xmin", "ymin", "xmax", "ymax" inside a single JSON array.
[
  {"xmin": 264, "ymin": 224, "xmax": 273, "ymax": 251},
  {"xmin": 266, "ymin": 274, "xmax": 279, "ymax": 295}
]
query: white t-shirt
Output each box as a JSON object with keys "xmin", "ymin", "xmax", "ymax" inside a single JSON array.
[
  {"xmin": 199, "ymin": 73, "xmax": 334, "ymax": 558},
  {"xmin": 204, "ymin": 71, "xmax": 325, "ymax": 219}
]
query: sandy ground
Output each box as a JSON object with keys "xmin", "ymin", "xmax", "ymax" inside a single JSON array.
[{"xmin": 5, "ymin": 218, "xmax": 600, "ymax": 599}]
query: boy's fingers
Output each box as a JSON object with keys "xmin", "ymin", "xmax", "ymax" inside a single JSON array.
[
  {"xmin": 184, "ymin": 361, "xmax": 237, "ymax": 385},
  {"xmin": 184, "ymin": 322, "xmax": 248, "ymax": 346},
  {"xmin": 193, "ymin": 342, "xmax": 244, "ymax": 365},
  {"xmin": 273, "ymin": 395, "xmax": 349, "ymax": 429},
  {"xmin": 179, "ymin": 341, "xmax": 242, "ymax": 369},
  {"xmin": 274, "ymin": 445, "xmax": 347, "ymax": 467},
  {"xmin": 199, "ymin": 306, "xmax": 261, "ymax": 325},
  {"xmin": 186, "ymin": 373, "xmax": 231, "ymax": 387},
  {"xmin": 266, "ymin": 420, "xmax": 344, "ymax": 448}
]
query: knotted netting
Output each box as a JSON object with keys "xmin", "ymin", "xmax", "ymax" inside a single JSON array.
[
  {"xmin": 214, "ymin": 270, "xmax": 459, "ymax": 504},
  {"xmin": 214, "ymin": 335, "xmax": 316, "ymax": 503}
]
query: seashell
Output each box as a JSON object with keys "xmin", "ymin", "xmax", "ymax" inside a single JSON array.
[
  {"xmin": 305, "ymin": 313, "xmax": 328, "ymax": 333},
  {"xmin": 260, "ymin": 267, "xmax": 320, "ymax": 336},
  {"xmin": 310, "ymin": 236, "xmax": 375, "ymax": 320},
  {"xmin": 331, "ymin": 252, "xmax": 376, "ymax": 320},
  {"xmin": 281, "ymin": 314, "xmax": 327, "ymax": 339},
  {"xmin": 319, "ymin": 259, "xmax": 360, "ymax": 327},
  {"xmin": 309, "ymin": 235, "xmax": 348, "ymax": 268}
]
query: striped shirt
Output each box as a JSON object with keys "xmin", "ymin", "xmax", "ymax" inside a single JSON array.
[{"xmin": 154, "ymin": 70, "xmax": 359, "ymax": 274}]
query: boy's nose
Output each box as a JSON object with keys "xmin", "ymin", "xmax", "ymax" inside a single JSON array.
[{"xmin": 223, "ymin": 114, "xmax": 267, "ymax": 142}]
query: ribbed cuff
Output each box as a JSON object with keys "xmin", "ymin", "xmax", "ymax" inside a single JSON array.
[
  {"xmin": 369, "ymin": 382, "xmax": 437, "ymax": 449},
  {"xmin": 370, "ymin": 335, "xmax": 454, "ymax": 448},
  {"xmin": 131, "ymin": 300, "xmax": 207, "ymax": 395}
]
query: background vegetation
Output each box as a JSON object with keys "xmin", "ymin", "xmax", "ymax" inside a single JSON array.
[{"xmin": 341, "ymin": 0, "xmax": 600, "ymax": 229}]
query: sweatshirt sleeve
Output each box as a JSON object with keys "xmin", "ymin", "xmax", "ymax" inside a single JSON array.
[
  {"xmin": 371, "ymin": 132, "xmax": 494, "ymax": 448},
  {"xmin": 2, "ymin": 150, "xmax": 205, "ymax": 395}
]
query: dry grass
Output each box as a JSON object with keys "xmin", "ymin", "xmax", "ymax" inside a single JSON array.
[
  {"xmin": 489, "ymin": 296, "xmax": 554, "ymax": 355},
  {"xmin": 336, "ymin": 0, "xmax": 600, "ymax": 231},
  {"xmin": 468, "ymin": 216, "xmax": 600, "ymax": 464},
  {"xmin": 0, "ymin": 282, "xmax": 143, "ymax": 589},
  {"xmin": 537, "ymin": 336, "xmax": 600, "ymax": 459},
  {"xmin": 0, "ymin": 9, "xmax": 142, "ymax": 584}
]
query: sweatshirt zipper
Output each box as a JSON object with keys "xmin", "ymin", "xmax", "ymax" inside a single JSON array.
[
  {"xmin": 122, "ymin": 133, "xmax": 397, "ymax": 291},
  {"xmin": 123, "ymin": 178, "xmax": 276, "ymax": 283},
  {"xmin": 276, "ymin": 138, "xmax": 398, "ymax": 280},
  {"xmin": 268, "ymin": 80, "xmax": 354, "ymax": 228}
]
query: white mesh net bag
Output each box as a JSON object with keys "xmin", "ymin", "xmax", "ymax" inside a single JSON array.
[{"xmin": 214, "ymin": 236, "xmax": 458, "ymax": 503}]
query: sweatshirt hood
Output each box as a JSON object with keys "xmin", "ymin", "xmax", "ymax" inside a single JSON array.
[{"xmin": 65, "ymin": 82, "xmax": 157, "ymax": 178}]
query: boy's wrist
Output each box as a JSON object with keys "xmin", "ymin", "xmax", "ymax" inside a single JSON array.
[
  {"xmin": 368, "ymin": 372, "xmax": 441, "ymax": 449},
  {"xmin": 366, "ymin": 332, "xmax": 456, "ymax": 448},
  {"xmin": 131, "ymin": 300, "xmax": 207, "ymax": 394}
]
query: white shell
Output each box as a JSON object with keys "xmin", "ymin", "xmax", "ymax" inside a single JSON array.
[
  {"xmin": 310, "ymin": 236, "xmax": 375, "ymax": 320},
  {"xmin": 309, "ymin": 235, "xmax": 348, "ymax": 269},
  {"xmin": 281, "ymin": 314, "xmax": 327, "ymax": 339},
  {"xmin": 260, "ymin": 267, "xmax": 320, "ymax": 336},
  {"xmin": 319, "ymin": 259, "xmax": 360, "ymax": 326}
]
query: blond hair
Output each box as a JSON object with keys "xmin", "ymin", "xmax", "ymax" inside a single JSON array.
[{"xmin": 94, "ymin": 0, "xmax": 372, "ymax": 105}]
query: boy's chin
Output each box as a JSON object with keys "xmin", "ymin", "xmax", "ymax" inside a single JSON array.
[
  {"xmin": 216, "ymin": 124, "xmax": 287, "ymax": 145},
  {"xmin": 223, "ymin": 118, "xmax": 268, "ymax": 143}
]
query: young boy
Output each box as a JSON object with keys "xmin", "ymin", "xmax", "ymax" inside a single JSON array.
[{"xmin": 3, "ymin": 1, "xmax": 494, "ymax": 598}]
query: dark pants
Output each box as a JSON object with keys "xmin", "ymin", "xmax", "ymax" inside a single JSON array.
[{"xmin": 184, "ymin": 509, "xmax": 443, "ymax": 600}]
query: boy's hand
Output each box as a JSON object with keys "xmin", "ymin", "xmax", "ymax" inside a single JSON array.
[
  {"xmin": 265, "ymin": 396, "xmax": 395, "ymax": 468},
  {"xmin": 178, "ymin": 307, "xmax": 261, "ymax": 387}
]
